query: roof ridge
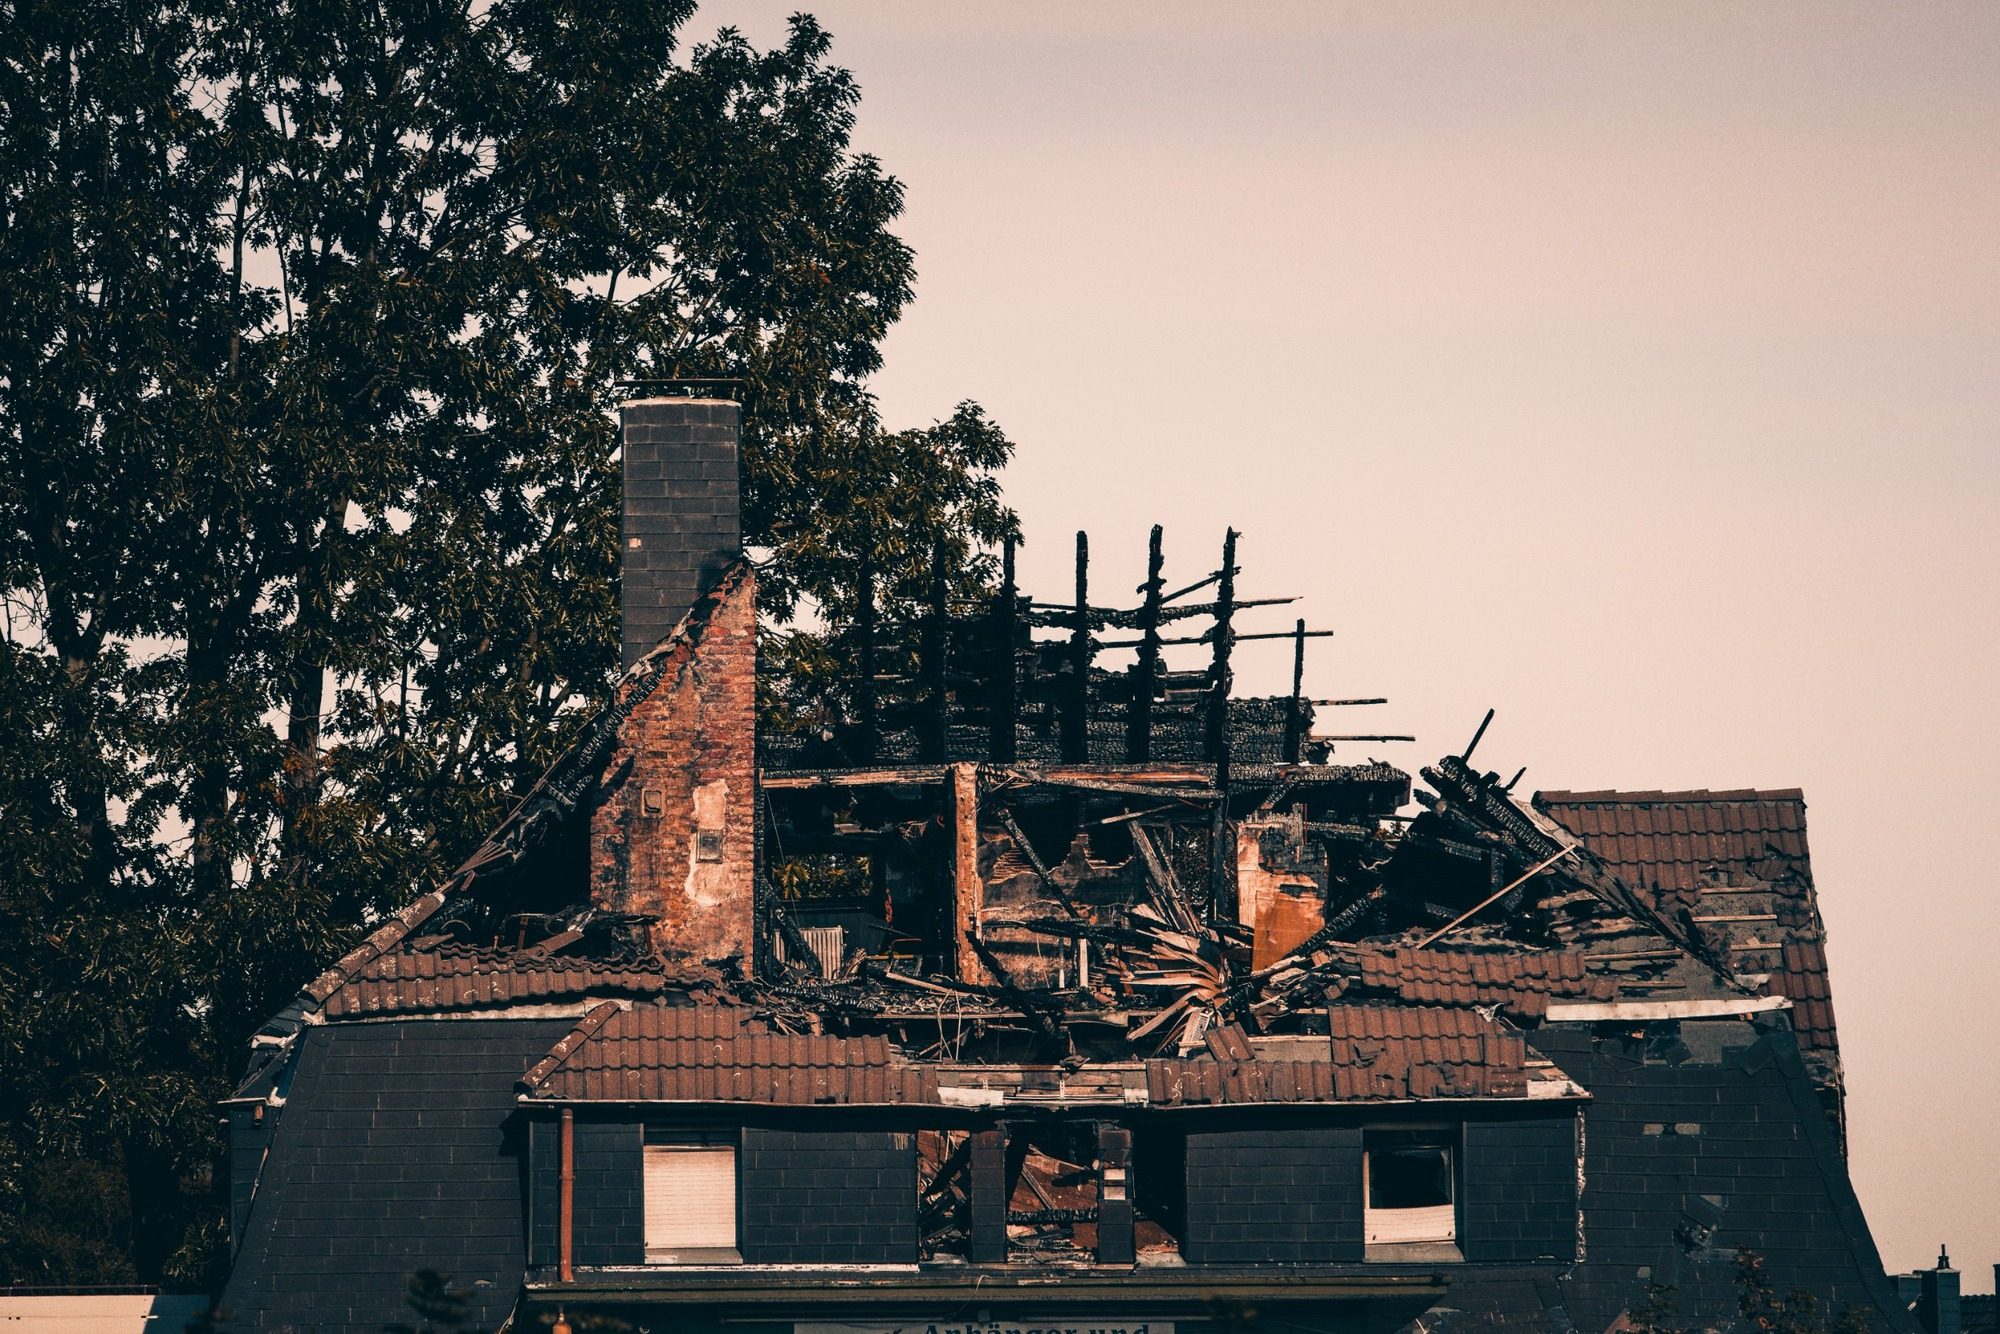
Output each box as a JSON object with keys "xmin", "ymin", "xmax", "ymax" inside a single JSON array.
[{"xmin": 1539, "ymin": 787, "xmax": 1807, "ymax": 804}]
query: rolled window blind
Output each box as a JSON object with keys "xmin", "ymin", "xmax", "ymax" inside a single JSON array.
[{"xmin": 644, "ymin": 1144, "xmax": 737, "ymax": 1252}]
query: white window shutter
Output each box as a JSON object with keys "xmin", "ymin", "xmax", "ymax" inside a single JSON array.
[
  {"xmin": 1365, "ymin": 1201, "xmax": 1458, "ymax": 1244},
  {"xmin": 644, "ymin": 1144, "xmax": 737, "ymax": 1253}
]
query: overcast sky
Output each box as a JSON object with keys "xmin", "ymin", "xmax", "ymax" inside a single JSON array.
[{"xmin": 704, "ymin": 1, "xmax": 2000, "ymax": 1287}]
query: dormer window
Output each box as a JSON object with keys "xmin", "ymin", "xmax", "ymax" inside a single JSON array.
[{"xmin": 1364, "ymin": 1128, "xmax": 1459, "ymax": 1258}]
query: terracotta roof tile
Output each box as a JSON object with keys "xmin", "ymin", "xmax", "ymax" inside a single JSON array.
[
  {"xmin": 1148, "ymin": 1005, "xmax": 1535, "ymax": 1105},
  {"xmin": 1769, "ymin": 941, "xmax": 1841, "ymax": 1053},
  {"xmin": 320, "ymin": 947, "xmax": 672, "ymax": 1018},
  {"xmin": 1538, "ymin": 787, "xmax": 1838, "ymax": 1060},
  {"xmin": 1538, "ymin": 788, "xmax": 1813, "ymax": 895},
  {"xmin": 520, "ymin": 1002, "xmax": 941, "ymax": 1106},
  {"xmin": 1347, "ymin": 946, "xmax": 1612, "ymax": 1021}
]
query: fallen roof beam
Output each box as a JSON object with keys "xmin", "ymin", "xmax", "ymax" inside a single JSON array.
[{"xmin": 760, "ymin": 766, "xmax": 947, "ymax": 789}]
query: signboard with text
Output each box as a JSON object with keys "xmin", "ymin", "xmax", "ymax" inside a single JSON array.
[{"xmin": 796, "ymin": 1323, "xmax": 1176, "ymax": 1334}]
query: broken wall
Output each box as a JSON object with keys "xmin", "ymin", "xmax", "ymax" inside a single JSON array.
[{"xmin": 589, "ymin": 564, "xmax": 758, "ymax": 963}]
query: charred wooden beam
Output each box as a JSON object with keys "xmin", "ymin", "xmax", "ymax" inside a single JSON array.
[
  {"xmin": 1206, "ymin": 529, "xmax": 1238, "ymax": 919},
  {"xmin": 990, "ymin": 535, "xmax": 1019, "ymax": 761},
  {"xmin": 949, "ymin": 763, "xmax": 990, "ymax": 986},
  {"xmin": 1062, "ymin": 531, "xmax": 1091, "ymax": 763},
  {"xmin": 1127, "ymin": 524, "xmax": 1165, "ymax": 763},
  {"xmin": 1282, "ymin": 618, "xmax": 1307, "ymax": 764},
  {"xmin": 1097, "ymin": 627, "xmax": 1332, "ymax": 651},
  {"xmin": 1204, "ymin": 529, "xmax": 1238, "ymax": 764}
]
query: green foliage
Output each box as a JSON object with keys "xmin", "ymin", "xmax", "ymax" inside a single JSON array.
[
  {"xmin": 384, "ymin": 1269, "xmax": 474, "ymax": 1334},
  {"xmin": 1616, "ymin": 1251, "xmax": 1872, "ymax": 1334},
  {"xmin": 1734, "ymin": 1248, "xmax": 1871, "ymax": 1334},
  {"xmin": 0, "ymin": 0, "xmax": 1013, "ymax": 1285}
]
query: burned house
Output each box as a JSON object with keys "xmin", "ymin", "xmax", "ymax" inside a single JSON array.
[{"xmin": 216, "ymin": 391, "xmax": 1910, "ymax": 1332}]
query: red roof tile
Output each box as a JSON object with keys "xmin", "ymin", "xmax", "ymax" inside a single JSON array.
[
  {"xmin": 321, "ymin": 947, "xmax": 671, "ymax": 1018},
  {"xmin": 519, "ymin": 1002, "xmax": 941, "ymax": 1105},
  {"xmin": 1768, "ymin": 941, "xmax": 1841, "ymax": 1053},
  {"xmin": 1536, "ymin": 789, "xmax": 1812, "ymax": 896},
  {"xmin": 1348, "ymin": 946, "xmax": 1614, "ymax": 1020},
  {"xmin": 1538, "ymin": 788, "xmax": 1840, "ymax": 1061},
  {"xmin": 1148, "ymin": 1005, "xmax": 1533, "ymax": 1105}
]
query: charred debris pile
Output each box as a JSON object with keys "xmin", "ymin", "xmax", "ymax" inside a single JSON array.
[{"xmin": 418, "ymin": 524, "xmax": 1745, "ymax": 1054}]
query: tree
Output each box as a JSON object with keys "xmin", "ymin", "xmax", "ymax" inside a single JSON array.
[
  {"xmin": 1616, "ymin": 1250, "xmax": 1872, "ymax": 1334},
  {"xmin": 0, "ymin": 0, "xmax": 1015, "ymax": 1284}
]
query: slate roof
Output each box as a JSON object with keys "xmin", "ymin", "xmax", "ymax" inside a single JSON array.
[
  {"xmin": 1530, "ymin": 1023, "xmax": 1911, "ymax": 1332},
  {"xmin": 320, "ymin": 946, "xmax": 672, "ymax": 1018},
  {"xmin": 1346, "ymin": 946, "xmax": 1615, "ymax": 1020},
  {"xmin": 219, "ymin": 1018, "xmax": 572, "ymax": 1333},
  {"xmin": 518, "ymin": 1002, "xmax": 942, "ymax": 1105},
  {"xmin": 1147, "ymin": 1005, "xmax": 1535, "ymax": 1104}
]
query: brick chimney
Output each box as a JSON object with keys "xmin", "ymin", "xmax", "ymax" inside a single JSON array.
[
  {"xmin": 619, "ymin": 394, "xmax": 742, "ymax": 670},
  {"xmin": 589, "ymin": 391, "xmax": 756, "ymax": 965}
]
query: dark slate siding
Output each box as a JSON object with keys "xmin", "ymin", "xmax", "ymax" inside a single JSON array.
[
  {"xmin": 570, "ymin": 1120, "xmax": 644, "ymax": 1265},
  {"xmin": 1530, "ymin": 1022, "xmax": 1911, "ymax": 1332},
  {"xmin": 1183, "ymin": 1125, "xmax": 1363, "ymax": 1264},
  {"xmin": 527, "ymin": 1117, "xmax": 557, "ymax": 1268},
  {"xmin": 1462, "ymin": 1113, "xmax": 1579, "ymax": 1263},
  {"xmin": 741, "ymin": 1127, "xmax": 916, "ymax": 1264},
  {"xmin": 226, "ymin": 1103, "xmax": 274, "ymax": 1251},
  {"xmin": 217, "ymin": 1018, "xmax": 572, "ymax": 1334}
]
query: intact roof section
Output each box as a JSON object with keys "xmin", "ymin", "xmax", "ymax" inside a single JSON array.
[
  {"xmin": 1147, "ymin": 1005, "xmax": 1539, "ymax": 1105},
  {"xmin": 1769, "ymin": 940, "xmax": 1840, "ymax": 1054},
  {"xmin": 1346, "ymin": 946, "xmax": 1615, "ymax": 1021},
  {"xmin": 219, "ymin": 1018, "xmax": 573, "ymax": 1334},
  {"xmin": 1535, "ymin": 788, "xmax": 1813, "ymax": 896},
  {"xmin": 519, "ymin": 1002, "xmax": 942, "ymax": 1106},
  {"xmin": 320, "ymin": 946, "xmax": 673, "ymax": 1018}
]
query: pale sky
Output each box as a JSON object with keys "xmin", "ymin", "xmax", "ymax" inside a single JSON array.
[{"xmin": 704, "ymin": 1, "xmax": 2000, "ymax": 1287}]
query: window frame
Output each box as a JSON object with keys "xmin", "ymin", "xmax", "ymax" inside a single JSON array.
[
  {"xmin": 641, "ymin": 1128, "xmax": 742, "ymax": 1265},
  {"xmin": 1361, "ymin": 1124, "xmax": 1463, "ymax": 1261}
]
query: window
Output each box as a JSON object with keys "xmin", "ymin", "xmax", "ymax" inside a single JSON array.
[
  {"xmin": 643, "ymin": 1142, "xmax": 739, "ymax": 1263},
  {"xmin": 1364, "ymin": 1128, "xmax": 1457, "ymax": 1252}
]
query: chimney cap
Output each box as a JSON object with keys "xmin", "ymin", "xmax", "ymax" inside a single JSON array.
[{"xmin": 617, "ymin": 377, "xmax": 744, "ymax": 403}]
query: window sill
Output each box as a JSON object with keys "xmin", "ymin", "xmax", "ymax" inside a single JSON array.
[
  {"xmin": 643, "ymin": 1246, "xmax": 743, "ymax": 1266},
  {"xmin": 1364, "ymin": 1241, "xmax": 1464, "ymax": 1264}
]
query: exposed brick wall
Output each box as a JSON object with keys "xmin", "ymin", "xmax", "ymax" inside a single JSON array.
[
  {"xmin": 569, "ymin": 1119, "xmax": 645, "ymax": 1266},
  {"xmin": 1461, "ymin": 1113, "xmax": 1580, "ymax": 1262},
  {"xmin": 1183, "ymin": 1125, "xmax": 1363, "ymax": 1264},
  {"xmin": 588, "ymin": 562, "xmax": 757, "ymax": 963},
  {"xmin": 620, "ymin": 397, "xmax": 741, "ymax": 670},
  {"xmin": 740, "ymin": 1128, "xmax": 916, "ymax": 1264}
]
